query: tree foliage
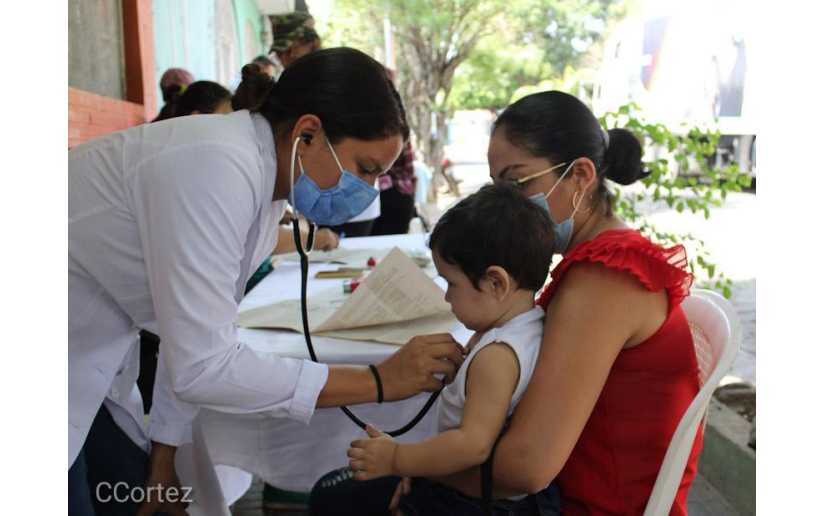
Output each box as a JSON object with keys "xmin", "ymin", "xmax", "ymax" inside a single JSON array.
[
  {"xmin": 326, "ymin": 0, "xmax": 622, "ymax": 176},
  {"xmin": 601, "ymin": 103, "xmax": 753, "ymax": 297}
]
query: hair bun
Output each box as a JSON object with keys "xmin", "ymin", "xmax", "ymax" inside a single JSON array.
[
  {"xmin": 604, "ymin": 128, "xmax": 646, "ymax": 185},
  {"xmin": 233, "ymin": 64, "xmax": 277, "ymax": 111},
  {"xmin": 161, "ymin": 84, "xmax": 185, "ymax": 104},
  {"xmin": 241, "ymin": 63, "xmax": 266, "ymax": 81}
]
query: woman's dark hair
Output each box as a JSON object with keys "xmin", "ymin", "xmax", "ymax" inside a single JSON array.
[
  {"xmin": 174, "ymin": 81, "xmax": 231, "ymax": 117},
  {"xmin": 232, "ymin": 47, "xmax": 409, "ymax": 143},
  {"xmin": 493, "ymin": 90, "xmax": 646, "ymax": 215},
  {"xmin": 153, "ymin": 84, "xmax": 185, "ymax": 122},
  {"xmin": 153, "ymin": 81, "xmax": 232, "ymax": 122},
  {"xmin": 429, "ymin": 183, "xmax": 555, "ymax": 292}
]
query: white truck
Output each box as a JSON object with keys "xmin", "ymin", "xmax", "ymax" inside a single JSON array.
[{"xmin": 591, "ymin": 0, "xmax": 755, "ymax": 184}]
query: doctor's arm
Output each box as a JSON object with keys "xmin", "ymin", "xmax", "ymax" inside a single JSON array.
[{"xmin": 134, "ymin": 147, "xmax": 462, "ymax": 419}]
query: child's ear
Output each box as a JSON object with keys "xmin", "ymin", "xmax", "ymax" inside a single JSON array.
[{"xmin": 483, "ymin": 266, "xmax": 512, "ymax": 301}]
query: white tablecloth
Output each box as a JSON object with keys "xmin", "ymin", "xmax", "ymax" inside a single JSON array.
[{"xmin": 193, "ymin": 234, "xmax": 468, "ymax": 505}]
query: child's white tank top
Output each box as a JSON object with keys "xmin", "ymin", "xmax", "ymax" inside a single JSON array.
[{"xmin": 438, "ymin": 306, "xmax": 545, "ymax": 432}]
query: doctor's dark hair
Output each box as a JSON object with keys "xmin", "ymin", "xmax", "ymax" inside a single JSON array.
[
  {"xmin": 428, "ymin": 183, "xmax": 555, "ymax": 292},
  {"xmin": 232, "ymin": 47, "xmax": 409, "ymax": 143},
  {"xmin": 493, "ymin": 90, "xmax": 646, "ymax": 216}
]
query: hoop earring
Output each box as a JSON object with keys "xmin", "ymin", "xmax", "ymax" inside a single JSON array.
[{"xmin": 572, "ymin": 191, "xmax": 590, "ymax": 215}]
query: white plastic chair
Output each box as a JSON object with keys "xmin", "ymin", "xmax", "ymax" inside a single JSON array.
[{"xmin": 643, "ymin": 289, "xmax": 741, "ymax": 515}]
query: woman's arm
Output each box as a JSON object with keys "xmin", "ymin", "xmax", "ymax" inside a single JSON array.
[
  {"xmin": 436, "ymin": 262, "xmax": 660, "ymax": 496},
  {"xmin": 349, "ymin": 343, "xmax": 519, "ymax": 479}
]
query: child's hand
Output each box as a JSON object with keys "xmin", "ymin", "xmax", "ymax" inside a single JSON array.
[{"xmin": 347, "ymin": 424, "xmax": 399, "ymax": 481}]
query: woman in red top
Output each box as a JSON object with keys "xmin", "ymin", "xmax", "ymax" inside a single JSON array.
[{"xmin": 425, "ymin": 91, "xmax": 702, "ymax": 515}]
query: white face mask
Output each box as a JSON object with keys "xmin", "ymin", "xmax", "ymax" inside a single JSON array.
[{"xmin": 526, "ymin": 159, "xmax": 585, "ymax": 254}]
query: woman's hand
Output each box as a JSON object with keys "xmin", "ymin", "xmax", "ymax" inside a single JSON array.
[
  {"xmin": 389, "ymin": 477, "xmax": 411, "ymax": 514},
  {"xmin": 314, "ymin": 228, "xmax": 340, "ymax": 251},
  {"xmin": 348, "ymin": 425, "xmax": 398, "ymax": 480},
  {"xmin": 376, "ymin": 333, "xmax": 464, "ymax": 401},
  {"xmin": 136, "ymin": 442, "xmax": 188, "ymax": 516}
]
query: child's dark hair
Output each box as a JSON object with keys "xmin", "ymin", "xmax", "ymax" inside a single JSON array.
[
  {"xmin": 429, "ymin": 183, "xmax": 555, "ymax": 291},
  {"xmin": 232, "ymin": 48, "xmax": 409, "ymax": 143},
  {"xmin": 494, "ymin": 90, "xmax": 647, "ymax": 216},
  {"xmin": 153, "ymin": 81, "xmax": 231, "ymax": 121}
]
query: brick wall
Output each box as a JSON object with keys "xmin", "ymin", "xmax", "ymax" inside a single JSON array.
[
  {"xmin": 68, "ymin": 88, "xmax": 146, "ymax": 148},
  {"xmin": 69, "ymin": 0, "xmax": 155, "ymax": 148}
]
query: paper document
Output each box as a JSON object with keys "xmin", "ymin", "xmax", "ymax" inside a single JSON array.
[
  {"xmin": 238, "ymin": 248, "xmax": 456, "ymax": 345},
  {"xmin": 280, "ymin": 247, "xmax": 388, "ymax": 266},
  {"xmin": 280, "ymin": 246, "xmax": 431, "ymax": 268}
]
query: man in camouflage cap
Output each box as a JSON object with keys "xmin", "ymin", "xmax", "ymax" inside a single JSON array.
[{"xmin": 268, "ymin": 12, "xmax": 321, "ymax": 70}]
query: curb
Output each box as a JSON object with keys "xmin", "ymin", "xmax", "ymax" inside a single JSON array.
[{"xmin": 699, "ymin": 399, "xmax": 756, "ymax": 516}]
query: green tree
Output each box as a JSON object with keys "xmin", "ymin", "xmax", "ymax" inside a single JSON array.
[
  {"xmin": 326, "ymin": 0, "xmax": 622, "ymax": 196},
  {"xmin": 449, "ymin": 0, "xmax": 622, "ymax": 112}
]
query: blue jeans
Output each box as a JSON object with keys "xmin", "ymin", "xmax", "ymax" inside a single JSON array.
[{"xmin": 69, "ymin": 405, "xmax": 152, "ymax": 516}]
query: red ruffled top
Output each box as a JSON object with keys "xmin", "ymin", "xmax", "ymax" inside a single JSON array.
[{"xmin": 537, "ymin": 229, "xmax": 703, "ymax": 516}]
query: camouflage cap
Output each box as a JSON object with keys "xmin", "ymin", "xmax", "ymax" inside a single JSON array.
[{"xmin": 269, "ymin": 12, "xmax": 320, "ymax": 53}]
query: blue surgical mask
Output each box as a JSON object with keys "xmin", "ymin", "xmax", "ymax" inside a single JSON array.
[
  {"xmin": 289, "ymin": 136, "xmax": 379, "ymax": 226},
  {"xmin": 527, "ymin": 160, "xmax": 584, "ymax": 254}
]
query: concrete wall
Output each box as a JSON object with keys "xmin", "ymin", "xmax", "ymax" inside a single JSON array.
[
  {"xmin": 151, "ymin": 0, "xmax": 265, "ymax": 111},
  {"xmin": 152, "ymin": 0, "xmax": 218, "ymax": 107},
  {"xmin": 233, "ymin": 0, "xmax": 266, "ymax": 65},
  {"xmin": 69, "ymin": 0, "xmax": 156, "ymax": 148},
  {"xmin": 69, "ymin": 0, "xmax": 127, "ymax": 100}
]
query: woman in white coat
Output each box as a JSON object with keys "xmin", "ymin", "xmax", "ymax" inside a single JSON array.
[{"xmin": 68, "ymin": 48, "xmax": 463, "ymax": 515}]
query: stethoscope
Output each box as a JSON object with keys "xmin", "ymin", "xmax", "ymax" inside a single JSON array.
[
  {"xmin": 289, "ymin": 138, "xmax": 495, "ymax": 514},
  {"xmin": 288, "ymin": 136, "xmax": 442, "ymax": 437}
]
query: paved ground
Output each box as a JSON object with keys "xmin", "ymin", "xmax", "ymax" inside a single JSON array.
[{"xmin": 231, "ymin": 473, "xmax": 741, "ymax": 515}]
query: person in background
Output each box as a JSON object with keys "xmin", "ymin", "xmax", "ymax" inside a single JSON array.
[
  {"xmin": 153, "ymin": 68, "xmax": 195, "ymax": 122},
  {"xmin": 252, "ymin": 54, "xmax": 278, "ymax": 78},
  {"xmin": 370, "ymin": 67, "xmax": 418, "ymax": 236},
  {"xmin": 153, "ymin": 80, "xmax": 233, "ymax": 122},
  {"xmin": 268, "ymin": 12, "xmax": 322, "ymax": 78},
  {"xmin": 370, "ymin": 140, "xmax": 417, "ymax": 235}
]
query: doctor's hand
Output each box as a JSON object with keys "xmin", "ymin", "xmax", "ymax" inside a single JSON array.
[
  {"xmin": 376, "ymin": 333, "xmax": 464, "ymax": 401},
  {"xmin": 136, "ymin": 442, "xmax": 189, "ymax": 516}
]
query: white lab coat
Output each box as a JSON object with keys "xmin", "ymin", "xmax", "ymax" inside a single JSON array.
[{"xmin": 68, "ymin": 111, "xmax": 329, "ymax": 467}]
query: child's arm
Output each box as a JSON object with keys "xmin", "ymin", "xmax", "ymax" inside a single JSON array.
[{"xmin": 348, "ymin": 342, "xmax": 519, "ymax": 480}]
